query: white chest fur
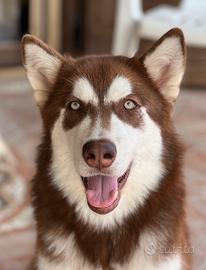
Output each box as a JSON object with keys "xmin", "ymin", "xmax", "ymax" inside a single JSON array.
[{"xmin": 37, "ymin": 232, "xmax": 182, "ymax": 270}]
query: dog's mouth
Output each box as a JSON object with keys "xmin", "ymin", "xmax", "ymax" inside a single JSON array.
[{"xmin": 81, "ymin": 166, "xmax": 131, "ymax": 214}]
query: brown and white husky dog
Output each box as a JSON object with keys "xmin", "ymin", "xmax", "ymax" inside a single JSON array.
[{"xmin": 22, "ymin": 28, "xmax": 192, "ymax": 270}]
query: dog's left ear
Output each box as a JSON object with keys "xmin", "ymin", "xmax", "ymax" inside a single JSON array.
[
  {"xmin": 21, "ymin": 34, "xmax": 64, "ymax": 108},
  {"xmin": 138, "ymin": 28, "xmax": 186, "ymax": 105}
]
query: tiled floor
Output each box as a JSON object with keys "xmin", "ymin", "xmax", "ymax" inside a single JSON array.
[{"xmin": 0, "ymin": 75, "xmax": 205, "ymax": 270}]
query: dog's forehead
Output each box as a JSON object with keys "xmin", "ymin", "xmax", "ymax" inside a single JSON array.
[
  {"xmin": 66, "ymin": 56, "xmax": 143, "ymax": 102},
  {"xmin": 72, "ymin": 76, "xmax": 133, "ymax": 105}
]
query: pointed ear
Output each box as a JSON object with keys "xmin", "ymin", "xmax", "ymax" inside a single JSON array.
[
  {"xmin": 21, "ymin": 34, "xmax": 64, "ymax": 108},
  {"xmin": 138, "ymin": 28, "xmax": 186, "ymax": 105}
]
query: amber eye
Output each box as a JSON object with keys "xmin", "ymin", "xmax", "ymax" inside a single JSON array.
[
  {"xmin": 70, "ymin": 101, "xmax": 80, "ymax": 110},
  {"xmin": 124, "ymin": 100, "xmax": 137, "ymax": 110}
]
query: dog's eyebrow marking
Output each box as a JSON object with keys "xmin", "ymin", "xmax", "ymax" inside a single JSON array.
[
  {"xmin": 72, "ymin": 77, "xmax": 98, "ymax": 105},
  {"xmin": 105, "ymin": 76, "xmax": 132, "ymax": 104}
]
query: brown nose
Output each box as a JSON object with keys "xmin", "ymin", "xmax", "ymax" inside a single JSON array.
[{"xmin": 82, "ymin": 139, "xmax": 116, "ymax": 169}]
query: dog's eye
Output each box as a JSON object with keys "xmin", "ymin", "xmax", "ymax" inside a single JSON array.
[
  {"xmin": 124, "ymin": 100, "xmax": 137, "ymax": 110},
  {"xmin": 70, "ymin": 101, "xmax": 80, "ymax": 110}
]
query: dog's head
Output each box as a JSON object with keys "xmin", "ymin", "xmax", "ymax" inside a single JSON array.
[{"xmin": 22, "ymin": 28, "xmax": 185, "ymax": 229}]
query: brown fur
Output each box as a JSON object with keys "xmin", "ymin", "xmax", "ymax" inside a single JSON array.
[{"xmin": 22, "ymin": 29, "xmax": 192, "ymax": 270}]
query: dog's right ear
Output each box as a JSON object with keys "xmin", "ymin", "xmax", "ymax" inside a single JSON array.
[{"xmin": 21, "ymin": 35, "xmax": 64, "ymax": 108}]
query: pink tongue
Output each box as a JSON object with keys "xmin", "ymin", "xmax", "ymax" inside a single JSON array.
[{"xmin": 86, "ymin": 175, "xmax": 118, "ymax": 208}]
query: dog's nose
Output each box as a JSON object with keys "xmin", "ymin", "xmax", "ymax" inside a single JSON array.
[{"xmin": 82, "ymin": 139, "xmax": 116, "ymax": 169}]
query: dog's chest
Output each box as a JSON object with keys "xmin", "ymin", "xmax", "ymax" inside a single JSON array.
[{"xmin": 37, "ymin": 232, "xmax": 182, "ymax": 270}]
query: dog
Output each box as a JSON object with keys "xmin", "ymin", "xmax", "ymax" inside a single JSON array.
[{"xmin": 22, "ymin": 28, "xmax": 191, "ymax": 270}]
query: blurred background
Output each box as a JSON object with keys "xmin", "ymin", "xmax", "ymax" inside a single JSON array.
[{"xmin": 0, "ymin": 0, "xmax": 205, "ymax": 269}]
